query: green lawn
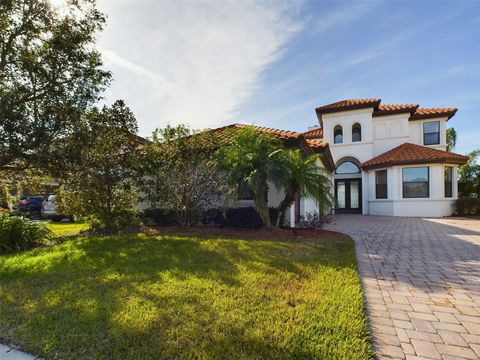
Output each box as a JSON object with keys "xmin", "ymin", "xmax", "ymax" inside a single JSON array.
[
  {"xmin": 0, "ymin": 233, "xmax": 373, "ymax": 359},
  {"xmin": 46, "ymin": 221, "xmax": 90, "ymax": 236}
]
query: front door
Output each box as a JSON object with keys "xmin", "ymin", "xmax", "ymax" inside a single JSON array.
[{"xmin": 335, "ymin": 179, "xmax": 362, "ymax": 213}]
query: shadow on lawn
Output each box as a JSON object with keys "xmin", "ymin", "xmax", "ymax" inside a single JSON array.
[{"xmin": 0, "ymin": 234, "xmax": 364, "ymax": 360}]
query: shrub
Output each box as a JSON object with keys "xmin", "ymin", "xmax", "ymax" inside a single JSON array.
[
  {"xmin": 143, "ymin": 208, "xmax": 178, "ymax": 226},
  {"xmin": 456, "ymin": 195, "xmax": 480, "ymax": 215},
  {"xmin": 204, "ymin": 207, "xmax": 279, "ymax": 228},
  {"xmin": 297, "ymin": 212, "xmax": 328, "ymax": 229},
  {"xmin": 144, "ymin": 207, "xmax": 279, "ymax": 228},
  {"xmin": 86, "ymin": 209, "xmax": 141, "ymax": 233},
  {"xmin": 224, "ymin": 207, "xmax": 264, "ymax": 228},
  {"xmin": 0, "ymin": 215, "xmax": 54, "ymax": 254}
]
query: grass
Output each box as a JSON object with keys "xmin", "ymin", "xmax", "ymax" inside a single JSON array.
[
  {"xmin": 0, "ymin": 233, "xmax": 373, "ymax": 359},
  {"xmin": 46, "ymin": 221, "xmax": 90, "ymax": 236}
]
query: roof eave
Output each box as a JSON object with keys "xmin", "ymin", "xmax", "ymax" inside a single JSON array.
[
  {"xmin": 409, "ymin": 109, "xmax": 458, "ymax": 121},
  {"xmin": 361, "ymin": 158, "xmax": 468, "ymax": 170},
  {"xmin": 315, "ymin": 101, "xmax": 381, "ymax": 116}
]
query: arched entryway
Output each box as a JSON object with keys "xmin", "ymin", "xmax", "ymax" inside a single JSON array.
[{"xmin": 334, "ymin": 157, "xmax": 362, "ymax": 213}]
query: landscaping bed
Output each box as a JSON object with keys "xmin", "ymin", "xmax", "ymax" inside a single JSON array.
[{"xmin": 0, "ymin": 231, "xmax": 373, "ymax": 359}]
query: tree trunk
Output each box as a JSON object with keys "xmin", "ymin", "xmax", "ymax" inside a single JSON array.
[
  {"xmin": 262, "ymin": 181, "xmax": 271, "ymax": 227},
  {"xmin": 276, "ymin": 185, "xmax": 299, "ymax": 227},
  {"xmin": 255, "ymin": 179, "xmax": 271, "ymax": 227}
]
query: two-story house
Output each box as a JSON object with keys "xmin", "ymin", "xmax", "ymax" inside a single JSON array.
[
  {"xmin": 160, "ymin": 98, "xmax": 468, "ymax": 224},
  {"xmin": 304, "ymin": 99, "xmax": 468, "ymax": 217}
]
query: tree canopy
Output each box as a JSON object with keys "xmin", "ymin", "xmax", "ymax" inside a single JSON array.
[
  {"xmin": 218, "ymin": 126, "xmax": 288, "ymax": 227},
  {"xmin": 56, "ymin": 100, "xmax": 140, "ymax": 232},
  {"xmin": 140, "ymin": 125, "xmax": 234, "ymax": 226},
  {"xmin": 275, "ymin": 150, "xmax": 333, "ymax": 226},
  {"xmin": 0, "ymin": 0, "xmax": 111, "ymax": 171}
]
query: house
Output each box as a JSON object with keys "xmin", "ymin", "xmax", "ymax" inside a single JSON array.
[
  {"xmin": 147, "ymin": 98, "xmax": 468, "ymax": 225},
  {"xmin": 305, "ymin": 99, "xmax": 468, "ymax": 217}
]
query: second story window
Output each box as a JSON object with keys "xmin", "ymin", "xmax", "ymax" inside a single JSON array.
[
  {"xmin": 352, "ymin": 123, "xmax": 362, "ymax": 142},
  {"xmin": 334, "ymin": 125, "xmax": 343, "ymax": 144},
  {"xmin": 423, "ymin": 121, "xmax": 440, "ymax": 145}
]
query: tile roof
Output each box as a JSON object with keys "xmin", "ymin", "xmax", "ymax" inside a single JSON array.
[
  {"xmin": 373, "ymin": 104, "xmax": 419, "ymax": 117},
  {"xmin": 315, "ymin": 99, "xmax": 458, "ymax": 121},
  {"xmin": 306, "ymin": 139, "xmax": 328, "ymax": 150},
  {"xmin": 303, "ymin": 127, "xmax": 323, "ymax": 139},
  {"xmin": 207, "ymin": 124, "xmax": 334, "ymax": 170},
  {"xmin": 231, "ymin": 124, "xmax": 302, "ymax": 140},
  {"xmin": 315, "ymin": 99, "xmax": 381, "ymax": 115},
  {"xmin": 409, "ymin": 107, "xmax": 457, "ymax": 120},
  {"xmin": 361, "ymin": 143, "xmax": 468, "ymax": 170}
]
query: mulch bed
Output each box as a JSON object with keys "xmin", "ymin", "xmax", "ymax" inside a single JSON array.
[{"xmin": 138, "ymin": 224, "xmax": 345, "ymax": 241}]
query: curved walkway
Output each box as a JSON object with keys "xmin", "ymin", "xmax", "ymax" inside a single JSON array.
[{"xmin": 325, "ymin": 215, "xmax": 480, "ymax": 359}]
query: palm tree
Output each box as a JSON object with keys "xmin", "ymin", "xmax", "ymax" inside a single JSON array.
[
  {"xmin": 220, "ymin": 126, "xmax": 287, "ymax": 227},
  {"xmin": 447, "ymin": 128, "xmax": 457, "ymax": 152},
  {"xmin": 275, "ymin": 150, "xmax": 333, "ymax": 227}
]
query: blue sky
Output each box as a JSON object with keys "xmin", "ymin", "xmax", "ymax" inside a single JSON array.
[{"xmin": 98, "ymin": 1, "xmax": 480, "ymax": 154}]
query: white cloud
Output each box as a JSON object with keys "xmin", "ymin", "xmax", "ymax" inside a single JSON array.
[
  {"xmin": 314, "ymin": 1, "xmax": 380, "ymax": 33},
  {"xmin": 97, "ymin": 0, "xmax": 302, "ymax": 135}
]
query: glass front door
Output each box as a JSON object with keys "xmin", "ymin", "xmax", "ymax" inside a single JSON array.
[{"xmin": 335, "ymin": 179, "xmax": 362, "ymax": 213}]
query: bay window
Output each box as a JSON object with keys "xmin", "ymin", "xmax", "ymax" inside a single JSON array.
[{"xmin": 403, "ymin": 167, "xmax": 429, "ymax": 198}]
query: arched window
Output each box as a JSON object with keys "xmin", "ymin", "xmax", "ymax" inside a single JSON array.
[
  {"xmin": 334, "ymin": 125, "xmax": 343, "ymax": 144},
  {"xmin": 352, "ymin": 123, "xmax": 361, "ymax": 142},
  {"xmin": 335, "ymin": 161, "xmax": 361, "ymax": 174}
]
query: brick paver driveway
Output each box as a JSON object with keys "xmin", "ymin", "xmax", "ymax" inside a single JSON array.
[{"xmin": 325, "ymin": 215, "xmax": 480, "ymax": 360}]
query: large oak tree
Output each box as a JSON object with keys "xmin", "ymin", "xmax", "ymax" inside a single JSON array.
[{"xmin": 0, "ymin": 0, "xmax": 111, "ymax": 172}]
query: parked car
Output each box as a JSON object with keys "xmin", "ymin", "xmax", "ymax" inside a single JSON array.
[
  {"xmin": 41, "ymin": 195, "xmax": 73, "ymax": 222},
  {"xmin": 15, "ymin": 196, "xmax": 45, "ymax": 219}
]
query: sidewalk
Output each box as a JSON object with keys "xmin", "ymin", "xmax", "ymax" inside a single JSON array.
[{"xmin": 0, "ymin": 344, "xmax": 38, "ymax": 360}]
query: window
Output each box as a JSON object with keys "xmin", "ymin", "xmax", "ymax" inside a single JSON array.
[
  {"xmin": 423, "ymin": 121, "xmax": 440, "ymax": 145},
  {"xmin": 352, "ymin": 123, "xmax": 362, "ymax": 142},
  {"xmin": 335, "ymin": 161, "xmax": 360, "ymax": 174},
  {"xmin": 334, "ymin": 125, "xmax": 343, "ymax": 144},
  {"xmin": 375, "ymin": 170, "xmax": 388, "ymax": 199},
  {"xmin": 444, "ymin": 166, "xmax": 453, "ymax": 198},
  {"xmin": 403, "ymin": 167, "xmax": 429, "ymax": 198},
  {"xmin": 237, "ymin": 182, "xmax": 254, "ymax": 200}
]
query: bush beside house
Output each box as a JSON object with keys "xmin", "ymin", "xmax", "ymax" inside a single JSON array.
[{"xmin": 457, "ymin": 149, "xmax": 480, "ymax": 215}]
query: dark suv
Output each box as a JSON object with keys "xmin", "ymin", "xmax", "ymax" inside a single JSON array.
[{"xmin": 15, "ymin": 196, "xmax": 45, "ymax": 219}]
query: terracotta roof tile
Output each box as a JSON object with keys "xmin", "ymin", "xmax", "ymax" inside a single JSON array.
[
  {"xmin": 314, "ymin": 99, "xmax": 458, "ymax": 121},
  {"xmin": 303, "ymin": 127, "xmax": 323, "ymax": 139},
  {"xmin": 409, "ymin": 107, "xmax": 457, "ymax": 120},
  {"xmin": 361, "ymin": 143, "xmax": 468, "ymax": 170},
  {"xmin": 306, "ymin": 138, "xmax": 328, "ymax": 150},
  {"xmin": 373, "ymin": 104, "xmax": 419, "ymax": 117},
  {"xmin": 232, "ymin": 124, "xmax": 302, "ymax": 139},
  {"xmin": 207, "ymin": 124, "xmax": 335, "ymax": 171},
  {"xmin": 315, "ymin": 99, "xmax": 381, "ymax": 115},
  {"xmin": 206, "ymin": 124, "xmax": 302, "ymax": 144}
]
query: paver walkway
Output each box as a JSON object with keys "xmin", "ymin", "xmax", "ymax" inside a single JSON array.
[{"xmin": 325, "ymin": 215, "xmax": 480, "ymax": 360}]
